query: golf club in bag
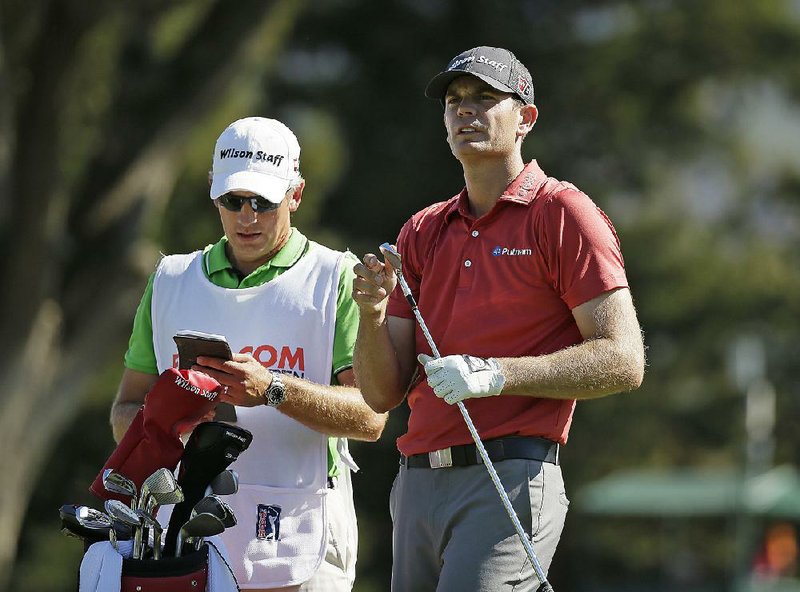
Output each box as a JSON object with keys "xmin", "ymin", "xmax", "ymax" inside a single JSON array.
[
  {"xmin": 163, "ymin": 421, "xmax": 253, "ymax": 558},
  {"xmin": 59, "ymin": 504, "xmax": 132, "ymax": 550},
  {"xmin": 379, "ymin": 242, "xmax": 555, "ymax": 592},
  {"xmin": 67, "ymin": 468, "xmax": 239, "ymax": 590}
]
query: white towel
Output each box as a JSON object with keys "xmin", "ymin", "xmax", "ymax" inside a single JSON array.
[
  {"xmin": 205, "ymin": 536, "xmax": 240, "ymax": 591},
  {"xmin": 78, "ymin": 541, "xmax": 123, "ymax": 592},
  {"xmin": 337, "ymin": 438, "xmax": 360, "ymax": 472}
]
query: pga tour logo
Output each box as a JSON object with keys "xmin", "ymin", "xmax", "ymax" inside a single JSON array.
[
  {"xmin": 257, "ymin": 504, "xmax": 281, "ymax": 541},
  {"xmin": 492, "ymin": 245, "xmax": 532, "ymax": 256}
]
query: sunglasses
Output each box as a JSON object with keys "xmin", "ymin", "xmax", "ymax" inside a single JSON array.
[{"xmin": 217, "ymin": 193, "xmax": 281, "ymax": 213}]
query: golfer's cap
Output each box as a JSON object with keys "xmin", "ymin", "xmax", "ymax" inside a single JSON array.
[
  {"xmin": 210, "ymin": 117, "xmax": 301, "ymax": 204},
  {"xmin": 425, "ymin": 46, "xmax": 534, "ymax": 105}
]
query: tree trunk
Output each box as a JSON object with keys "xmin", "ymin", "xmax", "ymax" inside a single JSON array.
[{"xmin": 0, "ymin": 1, "xmax": 305, "ymax": 588}]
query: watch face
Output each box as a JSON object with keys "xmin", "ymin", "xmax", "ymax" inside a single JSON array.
[{"xmin": 267, "ymin": 375, "xmax": 286, "ymax": 406}]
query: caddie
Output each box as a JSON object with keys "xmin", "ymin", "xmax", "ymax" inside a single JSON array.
[{"xmin": 111, "ymin": 116, "xmax": 387, "ymax": 591}]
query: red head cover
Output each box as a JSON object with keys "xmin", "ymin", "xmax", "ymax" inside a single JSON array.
[{"xmin": 89, "ymin": 368, "xmax": 222, "ymax": 502}]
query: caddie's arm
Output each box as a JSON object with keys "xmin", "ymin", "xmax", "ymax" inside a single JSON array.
[
  {"xmin": 351, "ymin": 252, "xmax": 417, "ymax": 413},
  {"xmin": 197, "ymin": 353, "xmax": 387, "ymax": 441},
  {"xmin": 110, "ymin": 368, "xmax": 157, "ymax": 443}
]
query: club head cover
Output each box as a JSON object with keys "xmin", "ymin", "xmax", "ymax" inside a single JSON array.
[
  {"xmin": 142, "ymin": 368, "xmax": 223, "ymax": 435},
  {"xmin": 89, "ymin": 369, "xmax": 222, "ymax": 503},
  {"xmin": 162, "ymin": 422, "xmax": 252, "ymax": 557},
  {"xmin": 89, "ymin": 407, "xmax": 183, "ymax": 503}
]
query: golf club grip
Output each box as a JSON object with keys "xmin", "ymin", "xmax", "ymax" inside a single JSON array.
[{"xmin": 536, "ymin": 583, "xmax": 554, "ymax": 592}]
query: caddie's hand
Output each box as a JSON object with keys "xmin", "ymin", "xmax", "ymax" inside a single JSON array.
[
  {"xmin": 418, "ymin": 353, "xmax": 505, "ymax": 405},
  {"xmin": 352, "ymin": 250, "xmax": 398, "ymax": 319},
  {"xmin": 194, "ymin": 353, "xmax": 273, "ymax": 408},
  {"xmin": 173, "ymin": 409, "xmax": 216, "ymax": 438}
]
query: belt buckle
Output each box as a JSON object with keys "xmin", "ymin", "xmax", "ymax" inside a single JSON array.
[{"xmin": 428, "ymin": 448, "xmax": 453, "ymax": 469}]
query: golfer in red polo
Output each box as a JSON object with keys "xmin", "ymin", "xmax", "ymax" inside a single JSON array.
[{"xmin": 352, "ymin": 46, "xmax": 645, "ymax": 591}]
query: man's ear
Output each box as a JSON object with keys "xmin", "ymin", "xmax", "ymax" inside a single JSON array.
[
  {"xmin": 518, "ymin": 104, "xmax": 538, "ymax": 136},
  {"xmin": 287, "ymin": 180, "xmax": 304, "ymax": 213}
]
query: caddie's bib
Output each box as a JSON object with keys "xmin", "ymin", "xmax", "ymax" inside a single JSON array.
[{"xmin": 151, "ymin": 241, "xmax": 343, "ymax": 588}]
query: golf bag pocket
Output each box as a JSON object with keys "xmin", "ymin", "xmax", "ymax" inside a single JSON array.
[
  {"xmin": 120, "ymin": 544, "xmax": 208, "ymax": 592},
  {"xmin": 223, "ymin": 483, "xmax": 328, "ymax": 588}
]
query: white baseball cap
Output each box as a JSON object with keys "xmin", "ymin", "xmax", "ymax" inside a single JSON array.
[{"xmin": 210, "ymin": 117, "xmax": 301, "ymax": 204}]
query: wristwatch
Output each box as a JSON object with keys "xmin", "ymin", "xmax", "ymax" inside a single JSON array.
[{"xmin": 263, "ymin": 373, "xmax": 286, "ymax": 408}]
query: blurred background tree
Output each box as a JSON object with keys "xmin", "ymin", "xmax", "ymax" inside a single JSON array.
[{"xmin": 1, "ymin": 0, "xmax": 799, "ymax": 590}]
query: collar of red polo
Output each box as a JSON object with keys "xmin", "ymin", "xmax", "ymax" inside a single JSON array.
[{"xmin": 445, "ymin": 160, "xmax": 547, "ymax": 221}]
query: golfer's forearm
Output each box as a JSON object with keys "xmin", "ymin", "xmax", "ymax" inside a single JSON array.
[
  {"xmin": 110, "ymin": 402, "xmax": 143, "ymax": 443},
  {"xmin": 353, "ymin": 319, "xmax": 409, "ymax": 413},
  {"xmin": 498, "ymin": 336, "xmax": 645, "ymax": 400},
  {"xmin": 279, "ymin": 379, "xmax": 387, "ymax": 441}
]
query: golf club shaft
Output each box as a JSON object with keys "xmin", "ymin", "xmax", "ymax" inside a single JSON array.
[
  {"xmin": 133, "ymin": 523, "xmax": 144, "ymax": 559},
  {"xmin": 395, "ymin": 269, "xmax": 552, "ymax": 588},
  {"xmin": 153, "ymin": 528, "xmax": 163, "ymax": 560},
  {"xmin": 175, "ymin": 532, "xmax": 185, "ymax": 558}
]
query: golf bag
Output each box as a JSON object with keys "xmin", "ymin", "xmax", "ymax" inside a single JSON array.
[{"xmin": 78, "ymin": 538, "xmax": 239, "ymax": 591}]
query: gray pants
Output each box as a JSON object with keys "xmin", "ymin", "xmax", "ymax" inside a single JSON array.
[{"xmin": 389, "ymin": 459, "xmax": 568, "ymax": 592}]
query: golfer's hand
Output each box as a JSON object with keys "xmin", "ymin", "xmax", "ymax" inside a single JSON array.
[
  {"xmin": 418, "ymin": 353, "xmax": 505, "ymax": 405},
  {"xmin": 194, "ymin": 353, "xmax": 273, "ymax": 408},
  {"xmin": 352, "ymin": 250, "xmax": 398, "ymax": 319}
]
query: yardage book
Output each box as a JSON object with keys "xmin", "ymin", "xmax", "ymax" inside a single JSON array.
[{"xmin": 173, "ymin": 330, "xmax": 237, "ymax": 422}]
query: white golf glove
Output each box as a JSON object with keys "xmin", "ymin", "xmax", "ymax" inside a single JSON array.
[{"xmin": 418, "ymin": 353, "xmax": 505, "ymax": 405}]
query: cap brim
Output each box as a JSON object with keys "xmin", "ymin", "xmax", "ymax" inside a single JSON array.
[
  {"xmin": 210, "ymin": 171, "xmax": 290, "ymax": 203},
  {"xmin": 424, "ymin": 71, "xmax": 516, "ymax": 102}
]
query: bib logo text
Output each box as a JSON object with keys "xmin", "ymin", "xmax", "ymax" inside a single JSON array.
[{"xmin": 172, "ymin": 344, "xmax": 305, "ymax": 377}]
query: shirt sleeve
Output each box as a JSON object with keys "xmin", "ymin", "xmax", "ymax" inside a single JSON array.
[
  {"xmin": 539, "ymin": 188, "xmax": 629, "ymax": 310},
  {"xmin": 123, "ymin": 272, "xmax": 159, "ymax": 374},
  {"xmin": 331, "ymin": 250, "xmax": 360, "ymax": 382}
]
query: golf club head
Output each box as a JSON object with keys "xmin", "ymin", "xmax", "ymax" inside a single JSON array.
[
  {"xmin": 76, "ymin": 506, "xmax": 111, "ymax": 530},
  {"xmin": 144, "ymin": 486, "xmax": 185, "ymax": 516},
  {"xmin": 206, "ymin": 469, "xmax": 239, "ymax": 497},
  {"xmin": 104, "ymin": 499, "xmax": 142, "ymax": 528},
  {"xmin": 379, "ymin": 242, "xmax": 402, "ymax": 272},
  {"xmin": 178, "ymin": 423, "xmax": 252, "ymax": 485},
  {"xmin": 192, "ymin": 495, "xmax": 237, "ymax": 529},
  {"xmin": 102, "ymin": 468, "xmax": 138, "ymax": 507},
  {"xmin": 140, "ymin": 467, "xmax": 183, "ymax": 512},
  {"xmin": 182, "ymin": 511, "xmax": 225, "ymax": 537},
  {"xmin": 59, "ymin": 505, "xmax": 107, "ymax": 543},
  {"xmin": 176, "ymin": 512, "xmax": 225, "ymax": 557}
]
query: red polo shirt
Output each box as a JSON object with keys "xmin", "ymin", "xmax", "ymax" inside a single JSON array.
[{"xmin": 387, "ymin": 161, "xmax": 628, "ymax": 456}]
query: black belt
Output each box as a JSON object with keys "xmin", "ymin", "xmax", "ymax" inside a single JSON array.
[{"xmin": 400, "ymin": 436, "xmax": 559, "ymax": 469}]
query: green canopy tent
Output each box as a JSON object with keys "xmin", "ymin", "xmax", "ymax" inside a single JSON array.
[
  {"xmin": 578, "ymin": 465, "xmax": 800, "ymax": 519},
  {"xmin": 575, "ymin": 464, "xmax": 800, "ymax": 591}
]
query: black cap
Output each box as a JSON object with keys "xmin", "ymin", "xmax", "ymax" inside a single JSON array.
[{"xmin": 425, "ymin": 46, "xmax": 534, "ymax": 105}]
